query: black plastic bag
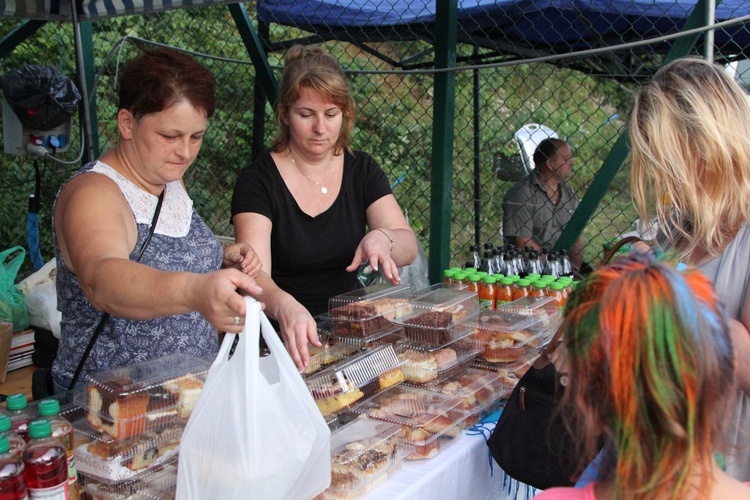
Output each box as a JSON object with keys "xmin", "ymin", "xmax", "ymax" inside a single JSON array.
[{"xmin": 1, "ymin": 65, "xmax": 80, "ymax": 130}]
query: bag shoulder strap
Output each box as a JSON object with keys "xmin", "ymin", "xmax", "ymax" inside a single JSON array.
[
  {"xmin": 69, "ymin": 189, "xmax": 165, "ymax": 389},
  {"xmin": 542, "ymin": 235, "xmax": 642, "ymax": 361}
]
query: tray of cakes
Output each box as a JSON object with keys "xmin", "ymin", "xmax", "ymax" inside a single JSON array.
[
  {"xmin": 497, "ymin": 296, "xmax": 563, "ymax": 326},
  {"xmin": 78, "ymin": 454, "xmax": 178, "ymax": 499},
  {"xmin": 353, "ymin": 385, "xmax": 469, "ymax": 460},
  {"xmin": 317, "ymin": 418, "xmax": 414, "ymax": 500},
  {"xmin": 468, "ymin": 308, "xmax": 558, "ymax": 364},
  {"xmin": 327, "ymin": 283, "xmax": 412, "ymax": 338},
  {"xmin": 73, "ymin": 353, "xmax": 209, "ymax": 482},
  {"xmin": 304, "ymin": 330, "xmax": 363, "ymax": 377},
  {"xmin": 394, "ymin": 337, "xmax": 481, "ymax": 385},
  {"xmin": 393, "ymin": 287, "xmax": 479, "ymax": 346},
  {"xmin": 333, "ymin": 324, "xmax": 405, "ymax": 351},
  {"xmin": 306, "ymin": 345, "xmax": 406, "ymax": 418},
  {"xmin": 425, "ymin": 368, "xmax": 511, "ymax": 417}
]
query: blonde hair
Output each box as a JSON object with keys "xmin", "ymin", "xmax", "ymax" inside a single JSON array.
[
  {"xmin": 630, "ymin": 57, "xmax": 750, "ymax": 259},
  {"xmin": 271, "ymin": 45, "xmax": 355, "ymax": 154}
]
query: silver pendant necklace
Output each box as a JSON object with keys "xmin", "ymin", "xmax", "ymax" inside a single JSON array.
[{"xmin": 290, "ymin": 151, "xmax": 334, "ymax": 195}]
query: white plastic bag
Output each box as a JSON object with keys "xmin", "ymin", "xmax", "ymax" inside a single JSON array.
[
  {"xmin": 176, "ymin": 297, "xmax": 331, "ymax": 500},
  {"xmin": 19, "ymin": 259, "xmax": 61, "ymax": 337}
]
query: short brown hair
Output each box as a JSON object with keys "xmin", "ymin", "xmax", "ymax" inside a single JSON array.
[{"xmin": 118, "ymin": 47, "xmax": 216, "ymax": 120}]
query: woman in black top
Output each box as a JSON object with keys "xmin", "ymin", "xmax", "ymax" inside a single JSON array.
[{"xmin": 232, "ymin": 45, "xmax": 416, "ymax": 371}]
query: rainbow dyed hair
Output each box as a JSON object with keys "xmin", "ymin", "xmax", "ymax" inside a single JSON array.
[{"xmin": 561, "ymin": 253, "xmax": 735, "ymax": 500}]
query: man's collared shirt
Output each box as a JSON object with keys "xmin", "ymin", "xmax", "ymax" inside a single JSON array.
[{"xmin": 502, "ymin": 171, "xmax": 579, "ymax": 248}]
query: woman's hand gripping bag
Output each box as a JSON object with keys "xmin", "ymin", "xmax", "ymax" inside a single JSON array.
[{"xmin": 177, "ymin": 297, "xmax": 331, "ymax": 500}]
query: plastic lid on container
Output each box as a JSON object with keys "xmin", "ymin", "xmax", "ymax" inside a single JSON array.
[
  {"xmin": 481, "ymin": 276, "xmax": 497, "ymax": 284},
  {"xmin": 5, "ymin": 394, "xmax": 27, "ymax": 411},
  {"xmin": 0, "ymin": 435, "xmax": 8, "ymax": 454},
  {"xmin": 549, "ymin": 282, "xmax": 565, "ymax": 291},
  {"xmin": 532, "ymin": 280, "xmax": 548, "ymax": 289},
  {"xmin": 468, "ymin": 274, "xmax": 481, "ymax": 283},
  {"xmin": 28, "ymin": 419, "xmax": 52, "ymax": 439},
  {"xmin": 443, "ymin": 269, "xmax": 456, "ymax": 278},
  {"xmin": 0, "ymin": 414, "xmax": 10, "ymax": 432},
  {"xmin": 38, "ymin": 399, "xmax": 61, "ymax": 417},
  {"xmin": 542, "ymin": 274, "xmax": 556, "ymax": 281},
  {"xmin": 526, "ymin": 273, "xmax": 541, "ymax": 280},
  {"xmin": 498, "ymin": 277, "xmax": 514, "ymax": 285},
  {"xmin": 516, "ymin": 279, "xmax": 532, "ymax": 287},
  {"xmin": 453, "ymin": 272, "xmax": 468, "ymax": 280}
]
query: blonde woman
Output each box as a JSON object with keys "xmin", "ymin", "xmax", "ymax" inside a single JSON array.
[{"xmin": 630, "ymin": 56, "xmax": 750, "ymax": 480}]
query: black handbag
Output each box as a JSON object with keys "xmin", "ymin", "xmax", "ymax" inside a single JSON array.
[
  {"xmin": 487, "ymin": 236, "xmax": 643, "ymax": 489},
  {"xmin": 487, "ymin": 328, "xmax": 577, "ymax": 490}
]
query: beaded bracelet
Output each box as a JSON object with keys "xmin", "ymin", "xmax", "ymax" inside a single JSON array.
[{"xmin": 375, "ymin": 228, "xmax": 394, "ymax": 253}]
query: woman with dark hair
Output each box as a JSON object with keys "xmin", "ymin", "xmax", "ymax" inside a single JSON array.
[
  {"xmin": 232, "ymin": 45, "xmax": 417, "ymax": 371},
  {"xmin": 536, "ymin": 255, "xmax": 750, "ymax": 499},
  {"xmin": 52, "ymin": 48, "xmax": 263, "ymax": 391}
]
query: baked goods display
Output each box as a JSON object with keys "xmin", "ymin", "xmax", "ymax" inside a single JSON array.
[
  {"xmin": 467, "ymin": 309, "xmax": 552, "ymax": 364},
  {"xmin": 305, "ymin": 340, "xmax": 360, "ymax": 377},
  {"xmin": 354, "ymin": 386, "xmax": 467, "ymax": 460},
  {"xmin": 395, "ymin": 339, "xmax": 481, "ymax": 384},
  {"xmin": 333, "ymin": 325, "xmax": 406, "ymax": 351},
  {"xmin": 79, "ymin": 456, "xmax": 179, "ymax": 499},
  {"xmin": 69, "ymin": 353, "xmax": 210, "ymax": 489},
  {"xmin": 432, "ymin": 368, "xmax": 507, "ymax": 414},
  {"xmin": 76, "ymin": 424, "xmax": 183, "ymax": 481},
  {"xmin": 77, "ymin": 354, "xmax": 210, "ymax": 441},
  {"xmin": 307, "ymin": 345, "xmax": 404, "ymax": 417},
  {"xmin": 82, "ymin": 374, "xmax": 205, "ymax": 441},
  {"xmin": 496, "ymin": 295, "xmax": 563, "ymax": 330},
  {"xmin": 407, "ymin": 287, "xmax": 479, "ymax": 323},
  {"xmin": 328, "ymin": 283, "xmax": 412, "ymax": 337},
  {"xmin": 320, "ymin": 419, "xmax": 412, "ymax": 499}
]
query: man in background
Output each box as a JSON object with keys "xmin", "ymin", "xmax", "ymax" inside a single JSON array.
[{"xmin": 502, "ymin": 138, "xmax": 584, "ymax": 269}]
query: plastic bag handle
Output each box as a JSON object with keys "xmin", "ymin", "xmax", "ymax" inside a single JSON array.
[{"xmin": 0, "ymin": 246, "xmax": 26, "ymax": 279}]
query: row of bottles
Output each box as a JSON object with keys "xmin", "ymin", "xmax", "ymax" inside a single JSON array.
[
  {"xmin": 443, "ymin": 268, "xmax": 577, "ymax": 310},
  {"xmin": 466, "ymin": 243, "xmax": 573, "ymax": 279},
  {"xmin": 0, "ymin": 394, "xmax": 79, "ymax": 499}
]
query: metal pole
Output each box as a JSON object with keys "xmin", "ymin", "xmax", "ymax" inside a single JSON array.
[
  {"xmin": 70, "ymin": 0, "xmax": 95, "ymax": 161},
  {"xmin": 472, "ymin": 46, "xmax": 481, "ymax": 248},
  {"xmin": 705, "ymin": 0, "xmax": 715, "ymax": 62}
]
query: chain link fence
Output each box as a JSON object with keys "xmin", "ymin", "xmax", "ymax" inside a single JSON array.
[{"xmin": 2, "ymin": 2, "xmax": 749, "ymax": 280}]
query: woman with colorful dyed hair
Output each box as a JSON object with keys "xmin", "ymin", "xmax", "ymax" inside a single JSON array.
[
  {"xmin": 536, "ymin": 254, "xmax": 749, "ymax": 499},
  {"xmin": 630, "ymin": 56, "xmax": 750, "ymax": 480}
]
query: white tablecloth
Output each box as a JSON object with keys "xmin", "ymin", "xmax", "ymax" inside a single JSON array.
[{"xmin": 361, "ymin": 422, "xmax": 541, "ymax": 500}]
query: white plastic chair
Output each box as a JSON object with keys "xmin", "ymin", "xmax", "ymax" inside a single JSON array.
[{"xmin": 514, "ymin": 123, "xmax": 558, "ymax": 175}]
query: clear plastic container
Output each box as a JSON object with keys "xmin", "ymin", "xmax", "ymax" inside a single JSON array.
[
  {"xmin": 304, "ymin": 334, "xmax": 361, "ymax": 378},
  {"xmin": 306, "ymin": 345, "xmax": 405, "ymax": 417},
  {"xmin": 333, "ymin": 325, "xmax": 405, "ymax": 351},
  {"xmin": 395, "ymin": 338, "xmax": 481, "ymax": 385},
  {"xmin": 74, "ymin": 423, "xmax": 183, "ymax": 482},
  {"xmin": 75, "ymin": 353, "xmax": 210, "ymax": 441},
  {"xmin": 427, "ymin": 368, "xmax": 508, "ymax": 415},
  {"xmin": 328, "ymin": 283, "xmax": 412, "ymax": 337},
  {"xmin": 321, "ymin": 419, "xmax": 414, "ymax": 499},
  {"xmin": 406, "ymin": 287, "xmax": 479, "ymax": 322},
  {"xmin": 353, "ymin": 386, "xmax": 468, "ymax": 460},
  {"xmin": 469, "ymin": 308, "xmax": 561, "ymax": 363},
  {"xmin": 78, "ymin": 455, "xmax": 178, "ymax": 499}
]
